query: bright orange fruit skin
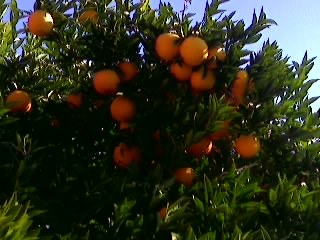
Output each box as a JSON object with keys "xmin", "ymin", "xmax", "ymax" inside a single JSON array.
[
  {"xmin": 231, "ymin": 70, "xmax": 249, "ymax": 106},
  {"xmin": 170, "ymin": 62, "xmax": 193, "ymax": 81},
  {"xmin": 67, "ymin": 94, "xmax": 83, "ymax": 109},
  {"xmin": 110, "ymin": 96, "xmax": 136, "ymax": 122},
  {"xmin": 6, "ymin": 90, "xmax": 32, "ymax": 113},
  {"xmin": 179, "ymin": 36, "xmax": 208, "ymax": 67},
  {"xmin": 155, "ymin": 33, "xmax": 180, "ymax": 62},
  {"xmin": 118, "ymin": 62, "xmax": 139, "ymax": 82},
  {"xmin": 93, "ymin": 70, "xmax": 120, "ymax": 96},
  {"xmin": 190, "ymin": 68, "xmax": 216, "ymax": 92},
  {"xmin": 28, "ymin": 10, "xmax": 54, "ymax": 36},
  {"xmin": 234, "ymin": 135, "xmax": 261, "ymax": 158},
  {"xmin": 174, "ymin": 167, "xmax": 195, "ymax": 187},
  {"xmin": 186, "ymin": 137, "xmax": 213, "ymax": 158}
]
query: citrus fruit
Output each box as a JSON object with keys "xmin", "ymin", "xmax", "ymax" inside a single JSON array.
[
  {"xmin": 67, "ymin": 94, "xmax": 83, "ymax": 108},
  {"xmin": 118, "ymin": 61, "xmax": 139, "ymax": 82},
  {"xmin": 6, "ymin": 90, "xmax": 32, "ymax": 113},
  {"xmin": 159, "ymin": 207, "xmax": 168, "ymax": 220},
  {"xmin": 179, "ymin": 36, "xmax": 208, "ymax": 66},
  {"xmin": 28, "ymin": 10, "xmax": 54, "ymax": 37},
  {"xmin": 186, "ymin": 137, "xmax": 213, "ymax": 158},
  {"xmin": 169, "ymin": 62, "xmax": 192, "ymax": 81},
  {"xmin": 234, "ymin": 135, "xmax": 260, "ymax": 158},
  {"xmin": 210, "ymin": 121, "xmax": 230, "ymax": 141},
  {"xmin": 113, "ymin": 143, "xmax": 142, "ymax": 168},
  {"xmin": 174, "ymin": 167, "xmax": 195, "ymax": 187},
  {"xmin": 78, "ymin": 10, "xmax": 99, "ymax": 24},
  {"xmin": 93, "ymin": 70, "xmax": 120, "ymax": 96},
  {"xmin": 113, "ymin": 143, "xmax": 133, "ymax": 168},
  {"xmin": 110, "ymin": 96, "xmax": 136, "ymax": 122},
  {"xmin": 190, "ymin": 68, "xmax": 216, "ymax": 92},
  {"xmin": 231, "ymin": 70, "xmax": 249, "ymax": 105},
  {"xmin": 155, "ymin": 33, "xmax": 180, "ymax": 61}
]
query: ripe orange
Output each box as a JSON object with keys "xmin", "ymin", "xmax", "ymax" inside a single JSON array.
[
  {"xmin": 110, "ymin": 96, "xmax": 136, "ymax": 122},
  {"xmin": 159, "ymin": 207, "xmax": 168, "ymax": 220},
  {"xmin": 234, "ymin": 135, "xmax": 260, "ymax": 158},
  {"xmin": 118, "ymin": 62, "xmax": 139, "ymax": 82},
  {"xmin": 231, "ymin": 70, "xmax": 249, "ymax": 105},
  {"xmin": 6, "ymin": 90, "xmax": 32, "ymax": 113},
  {"xmin": 67, "ymin": 94, "xmax": 83, "ymax": 108},
  {"xmin": 210, "ymin": 121, "xmax": 230, "ymax": 141},
  {"xmin": 113, "ymin": 143, "xmax": 142, "ymax": 168},
  {"xmin": 78, "ymin": 10, "xmax": 99, "ymax": 24},
  {"xmin": 190, "ymin": 68, "xmax": 216, "ymax": 92},
  {"xmin": 174, "ymin": 167, "xmax": 195, "ymax": 187},
  {"xmin": 169, "ymin": 62, "xmax": 192, "ymax": 81},
  {"xmin": 179, "ymin": 36, "xmax": 208, "ymax": 67},
  {"xmin": 113, "ymin": 143, "xmax": 133, "ymax": 168},
  {"xmin": 28, "ymin": 10, "xmax": 54, "ymax": 37},
  {"xmin": 186, "ymin": 137, "xmax": 213, "ymax": 158},
  {"xmin": 155, "ymin": 33, "xmax": 180, "ymax": 62},
  {"xmin": 236, "ymin": 70, "xmax": 249, "ymax": 80},
  {"xmin": 93, "ymin": 70, "xmax": 120, "ymax": 96}
]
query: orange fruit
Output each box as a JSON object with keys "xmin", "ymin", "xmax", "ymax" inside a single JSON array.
[
  {"xmin": 231, "ymin": 70, "xmax": 249, "ymax": 105},
  {"xmin": 113, "ymin": 143, "xmax": 142, "ymax": 168},
  {"xmin": 236, "ymin": 70, "xmax": 249, "ymax": 80},
  {"xmin": 6, "ymin": 90, "xmax": 32, "ymax": 113},
  {"xmin": 234, "ymin": 135, "xmax": 260, "ymax": 158},
  {"xmin": 67, "ymin": 94, "xmax": 83, "ymax": 108},
  {"xmin": 93, "ymin": 70, "xmax": 120, "ymax": 96},
  {"xmin": 186, "ymin": 137, "xmax": 213, "ymax": 158},
  {"xmin": 159, "ymin": 207, "xmax": 168, "ymax": 220},
  {"xmin": 118, "ymin": 62, "xmax": 139, "ymax": 82},
  {"xmin": 174, "ymin": 167, "xmax": 195, "ymax": 187},
  {"xmin": 190, "ymin": 68, "xmax": 216, "ymax": 92},
  {"xmin": 210, "ymin": 121, "xmax": 230, "ymax": 141},
  {"xmin": 179, "ymin": 36, "xmax": 208, "ymax": 67},
  {"xmin": 110, "ymin": 96, "xmax": 136, "ymax": 122},
  {"xmin": 155, "ymin": 33, "xmax": 180, "ymax": 62},
  {"xmin": 28, "ymin": 10, "xmax": 54, "ymax": 37},
  {"xmin": 78, "ymin": 10, "xmax": 99, "ymax": 24},
  {"xmin": 169, "ymin": 62, "xmax": 192, "ymax": 81}
]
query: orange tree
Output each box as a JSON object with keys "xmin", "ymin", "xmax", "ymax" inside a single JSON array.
[{"xmin": 1, "ymin": 0, "xmax": 320, "ymax": 239}]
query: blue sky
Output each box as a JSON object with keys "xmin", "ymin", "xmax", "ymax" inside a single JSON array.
[{"xmin": 14, "ymin": 0, "xmax": 320, "ymax": 110}]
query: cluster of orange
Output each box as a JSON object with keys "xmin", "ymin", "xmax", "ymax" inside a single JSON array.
[
  {"xmin": 4, "ymin": 11, "xmax": 261, "ymax": 211},
  {"xmin": 154, "ymin": 33, "xmax": 261, "ymax": 188}
]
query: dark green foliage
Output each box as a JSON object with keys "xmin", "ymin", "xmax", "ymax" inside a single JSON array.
[{"xmin": 1, "ymin": 0, "xmax": 320, "ymax": 239}]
